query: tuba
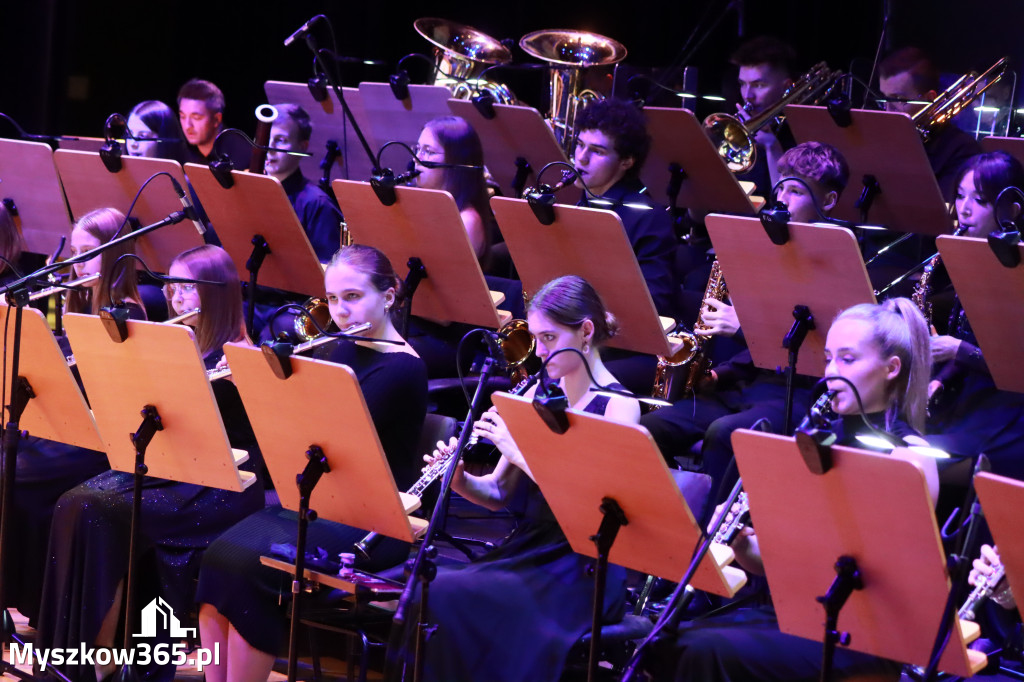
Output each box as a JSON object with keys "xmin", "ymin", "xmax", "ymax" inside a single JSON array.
[
  {"xmin": 703, "ymin": 62, "xmax": 843, "ymax": 174},
  {"xmin": 912, "ymin": 57, "xmax": 1009, "ymax": 141},
  {"xmin": 519, "ymin": 30, "xmax": 627, "ymax": 156},
  {"xmin": 414, "ymin": 18, "xmax": 516, "ymax": 104},
  {"xmin": 651, "ymin": 259, "xmax": 728, "ymax": 405}
]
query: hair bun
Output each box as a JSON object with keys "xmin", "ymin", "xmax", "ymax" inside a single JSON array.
[{"xmin": 604, "ymin": 311, "xmax": 619, "ymax": 339}]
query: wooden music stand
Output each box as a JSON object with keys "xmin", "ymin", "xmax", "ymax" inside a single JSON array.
[
  {"xmin": 493, "ymin": 393, "xmax": 745, "ymax": 593},
  {"xmin": 332, "ymin": 180, "xmax": 509, "ymax": 328},
  {"xmin": 785, "ymin": 104, "xmax": 952, "ymax": 234},
  {"xmin": 975, "ymin": 472, "xmax": 1024, "ymax": 620},
  {"xmin": 937, "ymin": 234, "xmax": 1024, "ymax": 394},
  {"xmin": 53, "ymin": 150, "xmax": 205, "ymax": 272},
  {"xmin": 265, "ymin": 80, "xmax": 378, "ymax": 185},
  {"xmin": 641, "ymin": 107, "xmax": 763, "ymax": 214},
  {"xmin": 490, "ymin": 196, "xmax": 677, "ymax": 357},
  {"xmin": 357, "ymin": 83, "xmax": 453, "ymax": 173},
  {"xmin": 705, "ymin": 214, "xmax": 876, "ymax": 377},
  {"xmin": 55, "ymin": 136, "xmax": 105, "ymax": 153},
  {"xmin": 0, "ymin": 139, "xmax": 72, "ymax": 255},
  {"xmin": 185, "ymin": 163, "xmax": 326, "ymax": 298},
  {"xmin": 732, "ymin": 429, "xmax": 986, "ymax": 677},
  {"xmin": 447, "ymin": 99, "xmax": 571, "ymax": 198},
  {"xmin": 222, "ymin": 341, "xmax": 420, "ymax": 541},
  {"xmin": 981, "ymin": 135, "xmax": 1024, "ymax": 167},
  {"xmin": 494, "ymin": 392, "xmax": 746, "ymax": 680},
  {"xmin": 0, "ymin": 303, "xmax": 104, "ymax": 451},
  {"xmin": 62, "ymin": 314, "xmax": 255, "ymax": 490}
]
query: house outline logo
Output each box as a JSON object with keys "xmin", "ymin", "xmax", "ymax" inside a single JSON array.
[{"xmin": 134, "ymin": 597, "xmax": 197, "ymax": 638}]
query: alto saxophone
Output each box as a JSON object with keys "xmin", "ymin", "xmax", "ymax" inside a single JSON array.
[{"xmin": 651, "ymin": 260, "xmax": 729, "ymax": 405}]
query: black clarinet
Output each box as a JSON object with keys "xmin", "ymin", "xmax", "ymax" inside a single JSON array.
[{"xmin": 354, "ymin": 371, "xmax": 540, "ymax": 561}]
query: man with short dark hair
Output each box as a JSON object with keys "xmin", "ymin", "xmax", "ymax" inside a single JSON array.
[
  {"xmin": 265, "ymin": 104, "xmax": 341, "ymax": 262},
  {"xmin": 878, "ymin": 47, "xmax": 981, "ymax": 199},
  {"xmin": 729, "ymin": 36, "xmax": 799, "ymax": 195},
  {"xmin": 176, "ymin": 78, "xmax": 249, "ymax": 167}
]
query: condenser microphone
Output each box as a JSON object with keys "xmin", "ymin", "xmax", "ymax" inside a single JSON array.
[{"xmin": 169, "ymin": 177, "xmax": 208, "ymax": 235}]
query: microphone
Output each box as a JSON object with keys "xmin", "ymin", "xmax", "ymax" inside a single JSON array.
[
  {"xmin": 283, "ymin": 15, "xmax": 321, "ymax": 47},
  {"xmin": 394, "ymin": 168, "xmax": 421, "ymax": 185},
  {"xmin": 169, "ymin": 177, "xmax": 207, "ymax": 235}
]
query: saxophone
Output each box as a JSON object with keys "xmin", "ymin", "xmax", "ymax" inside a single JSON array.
[
  {"xmin": 911, "ymin": 253, "xmax": 940, "ymax": 325},
  {"xmin": 650, "ymin": 259, "xmax": 728, "ymax": 405}
]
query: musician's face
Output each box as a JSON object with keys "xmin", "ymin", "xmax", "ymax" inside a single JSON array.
[
  {"xmin": 324, "ymin": 262, "xmax": 395, "ymax": 336},
  {"xmin": 68, "ymin": 227, "xmax": 103, "ymax": 280},
  {"xmin": 777, "ymin": 176, "xmax": 837, "ymax": 223},
  {"xmin": 528, "ymin": 310, "xmax": 592, "ymax": 381},
  {"xmin": 166, "ymin": 262, "xmax": 201, "ymax": 317},
  {"xmin": 955, "ymin": 170, "xmax": 998, "ymax": 238},
  {"xmin": 126, "ymin": 113, "xmax": 159, "ymax": 158},
  {"xmin": 178, "ymin": 98, "xmax": 220, "ymax": 148},
  {"xmin": 824, "ymin": 317, "xmax": 901, "ymax": 416},
  {"xmin": 264, "ymin": 118, "xmax": 306, "ymax": 180},
  {"xmin": 738, "ymin": 64, "xmax": 791, "ymax": 116},
  {"xmin": 573, "ymin": 129, "xmax": 633, "ymax": 197},
  {"xmin": 879, "ymin": 71, "xmax": 928, "ymax": 115},
  {"xmin": 413, "ymin": 127, "xmax": 445, "ymax": 191}
]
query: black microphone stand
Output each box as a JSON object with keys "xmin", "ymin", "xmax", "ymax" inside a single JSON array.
[
  {"xmin": 384, "ymin": 350, "xmax": 506, "ymax": 682},
  {"xmin": 0, "ymin": 208, "xmax": 190, "ymax": 682}
]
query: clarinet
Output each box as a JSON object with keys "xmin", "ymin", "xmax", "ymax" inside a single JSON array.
[
  {"xmin": 712, "ymin": 491, "xmax": 749, "ymax": 545},
  {"xmin": 354, "ymin": 371, "xmax": 540, "ymax": 561},
  {"xmin": 959, "ymin": 559, "xmax": 1006, "ymax": 622}
]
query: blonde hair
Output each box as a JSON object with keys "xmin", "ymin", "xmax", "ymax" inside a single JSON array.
[{"xmin": 834, "ymin": 298, "xmax": 931, "ymax": 433}]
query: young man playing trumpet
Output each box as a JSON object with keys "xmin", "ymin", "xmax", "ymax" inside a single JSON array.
[{"xmin": 730, "ymin": 36, "xmax": 799, "ymax": 196}]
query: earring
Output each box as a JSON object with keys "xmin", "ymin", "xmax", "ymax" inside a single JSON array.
[{"xmin": 582, "ymin": 342, "xmax": 590, "ymax": 354}]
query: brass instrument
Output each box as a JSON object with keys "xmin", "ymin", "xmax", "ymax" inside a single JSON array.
[
  {"xmin": 703, "ymin": 62, "xmax": 843, "ymax": 174},
  {"xmin": 414, "ymin": 18, "xmax": 516, "ymax": 104},
  {"xmin": 167, "ymin": 307, "xmax": 200, "ymax": 325},
  {"xmin": 959, "ymin": 555, "xmax": 1006, "ymax": 621},
  {"xmin": 294, "ymin": 297, "xmax": 334, "ymax": 342},
  {"xmin": 205, "ymin": 321, "xmax": 372, "ymax": 381},
  {"xmin": 519, "ymin": 29, "xmax": 627, "ymax": 155},
  {"xmin": 912, "ymin": 57, "xmax": 1008, "ymax": 141},
  {"xmin": 651, "ymin": 259, "xmax": 728, "ymax": 405},
  {"xmin": 492, "ymin": 318, "xmax": 537, "ymax": 381},
  {"xmin": 28, "ymin": 273, "xmax": 101, "ymax": 301}
]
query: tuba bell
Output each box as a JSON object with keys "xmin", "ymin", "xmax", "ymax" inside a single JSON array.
[
  {"xmin": 414, "ymin": 17, "xmax": 517, "ymax": 104},
  {"xmin": 703, "ymin": 62, "xmax": 843, "ymax": 174},
  {"xmin": 519, "ymin": 29, "xmax": 627, "ymax": 156}
]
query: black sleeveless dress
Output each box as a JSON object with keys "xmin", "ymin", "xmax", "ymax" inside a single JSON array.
[{"xmin": 418, "ymin": 390, "xmax": 629, "ymax": 682}]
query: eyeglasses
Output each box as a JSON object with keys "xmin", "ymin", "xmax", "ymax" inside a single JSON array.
[
  {"xmin": 411, "ymin": 144, "xmax": 443, "ymax": 160},
  {"xmin": 164, "ymin": 283, "xmax": 198, "ymax": 296}
]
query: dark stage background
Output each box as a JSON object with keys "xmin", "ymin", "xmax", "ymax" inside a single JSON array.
[{"xmin": 2, "ymin": 1, "xmax": 1022, "ymax": 140}]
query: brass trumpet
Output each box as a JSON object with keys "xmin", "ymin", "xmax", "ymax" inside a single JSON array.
[
  {"xmin": 414, "ymin": 18, "xmax": 516, "ymax": 104},
  {"xmin": 913, "ymin": 57, "xmax": 1008, "ymax": 141},
  {"xmin": 519, "ymin": 29, "xmax": 627, "ymax": 155},
  {"xmin": 28, "ymin": 273, "xmax": 101, "ymax": 301},
  {"xmin": 703, "ymin": 62, "xmax": 843, "ymax": 174}
]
